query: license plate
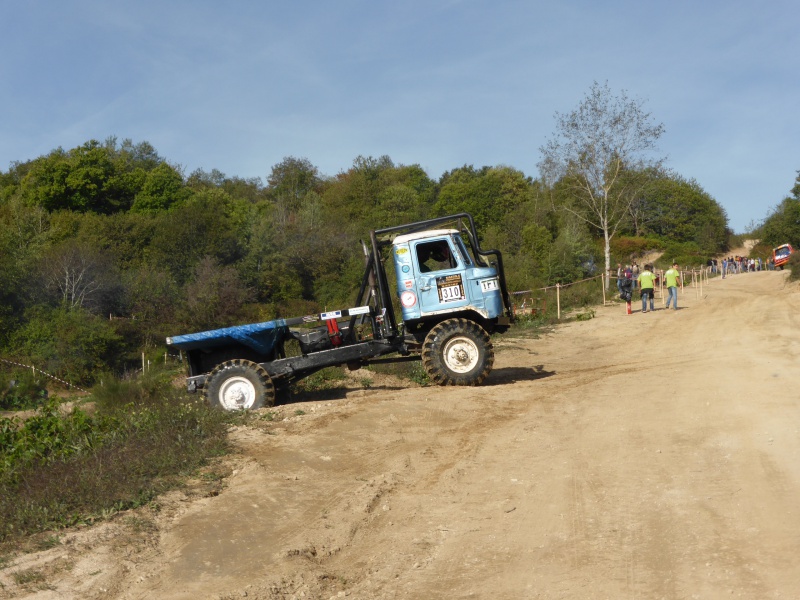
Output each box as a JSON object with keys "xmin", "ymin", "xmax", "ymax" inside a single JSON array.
[
  {"xmin": 437, "ymin": 274, "xmax": 465, "ymax": 302},
  {"xmin": 439, "ymin": 284, "xmax": 464, "ymax": 302},
  {"xmin": 480, "ymin": 278, "xmax": 499, "ymax": 293}
]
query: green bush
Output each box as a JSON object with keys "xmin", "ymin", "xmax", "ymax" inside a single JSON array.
[
  {"xmin": 364, "ymin": 361, "xmax": 431, "ymax": 386},
  {"xmin": 559, "ymin": 277, "xmax": 605, "ymax": 309},
  {"xmin": 8, "ymin": 306, "xmax": 124, "ymax": 387},
  {"xmin": 0, "ymin": 372, "xmax": 231, "ymax": 542},
  {"xmin": 658, "ymin": 240, "xmax": 710, "ymax": 270},
  {"xmin": 611, "ymin": 236, "xmax": 662, "ymax": 260},
  {"xmin": 0, "ymin": 400, "xmax": 99, "ymax": 480},
  {"xmin": 91, "ymin": 369, "xmax": 181, "ymax": 411},
  {"xmin": 0, "ymin": 371, "xmax": 49, "ymax": 411},
  {"xmin": 294, "ymin": 366, "xmax": 348, "ymax": 392},
  {"xmin": 511, "ymin": 310, "xmax": 549, "ymax": 328},
  {"xmin": 787, "ymin": 252, "xmax": 800, "ymax": 282}
]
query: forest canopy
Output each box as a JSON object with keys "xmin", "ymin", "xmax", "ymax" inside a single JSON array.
[{"xmin": 0, "ymin": 127, "xmax": 743, "ymax": 387}]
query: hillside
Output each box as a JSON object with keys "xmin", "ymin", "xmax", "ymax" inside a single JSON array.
[{"xmin": 2, "ymin": 270, "xmax": 799, "ymax": 599}]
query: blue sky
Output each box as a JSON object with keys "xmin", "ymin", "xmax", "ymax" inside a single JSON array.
[{"xmin": 1, "ymin": 0, "xmax": 797, "ymax": 232}]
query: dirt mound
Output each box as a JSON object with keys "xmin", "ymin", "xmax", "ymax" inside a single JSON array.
[
  {"xmin": 637, "ymin": 250, "xmax": 663, "ymax": 266},
  {"xmin": 723, "ymin": 238, "xmax": 759, "ymax": 259}
]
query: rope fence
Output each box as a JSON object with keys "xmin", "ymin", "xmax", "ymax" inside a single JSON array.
[
  {"xmin": 0, "ymin": 267, "xmax": 724, "ymax": 394},
  {"xmin": 141, "ymin": 351, "xmax": 184, "ymax": 372},
  {"xmin": 1, "ymin": 351, "xmax": 187, "ymax": 396},
  {"xmin": 509, "ymin": 266, "xmax": 718, "ymax": 319},
  {"xmin": 0, "ymin": 357, "xmax": 89, "ymax": 394},
  {"xmin": 510, "ymin": 274, "xmax": 606, "ymax": 320}
]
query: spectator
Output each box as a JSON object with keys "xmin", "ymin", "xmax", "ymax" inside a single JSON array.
[
  {"xmin": 664, "ymin": 262, "xmax": 681, "ymax": 310},
  {"xmin": 637, "ymin": 263, "xmax": 657, "ymax": 313}
]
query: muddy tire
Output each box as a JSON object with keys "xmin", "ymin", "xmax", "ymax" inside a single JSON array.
[
  {"xmin": 421, "ymin": 319, "xmax": 494, "ymax": 386},
  {"xmin": 205, "ymin": 359, "xmax": 275, "ymax": 411}
]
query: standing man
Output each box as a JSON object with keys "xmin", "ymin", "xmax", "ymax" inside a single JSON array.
[
  {"xmin": 638, "ymin": 263, "xmax": 656, "ymax": 313},
  {"xmin": 616, "ymin": 263, "xmax": 624, "ymax": 294},
  {"xmin": 664, "ymin": 262, "xmax": 681, "ymax": 310}
]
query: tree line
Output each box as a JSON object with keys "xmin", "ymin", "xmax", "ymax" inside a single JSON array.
[
  {"xmin": 752, "ymin": 171, "xmax": 800, "ymax": 252},
  {"xmin": 0, "ymin": 86, "xmax": 748, "ymax": 387}
]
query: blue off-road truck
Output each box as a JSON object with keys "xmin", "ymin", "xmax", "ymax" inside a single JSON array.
[{"xmin": 166, "ymin": 213, "xmax": 514, "ymax": 410}]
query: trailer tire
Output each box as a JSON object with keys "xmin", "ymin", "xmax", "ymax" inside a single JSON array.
[
  {"xmin": 205, "ymin": 359, "xmax": 275, "ymax": 411},
  {"xmin": 421, "ymin": 318, "xmax": 493, "ymax": 386}
]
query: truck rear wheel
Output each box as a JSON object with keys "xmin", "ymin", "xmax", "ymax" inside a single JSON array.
[
  {"xmin": 421, "ymin": 319, "xmax": 494, "ymax": 386},
  {"xmin": 205, "ymin": 359, "xmax": 275, "ymax": 411}
]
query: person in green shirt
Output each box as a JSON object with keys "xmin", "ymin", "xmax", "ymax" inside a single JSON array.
[
  {"xmin": 664, "ymin": 262, "xmax": 681, "ymax": 310},
  {"xmin": 637, "ymin": 263, "xmax": 657, "ymax": 312}
]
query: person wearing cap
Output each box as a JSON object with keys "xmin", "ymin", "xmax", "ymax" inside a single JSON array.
[
  {"xmin": 664, "ymin": 262, "xmax": 681, "ymax": 310},
  {"xmin": 637, "ymin": 263, "xmax": 656, "ymax": 313}
]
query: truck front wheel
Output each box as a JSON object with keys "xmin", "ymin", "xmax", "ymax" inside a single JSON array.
[
  {"xmin": 205, "ymin": 359, "xmax": 275, "ymax": 411},
  {"xmin": 422, "ymin": 319, "xmax": 494, "ymax": 386}
]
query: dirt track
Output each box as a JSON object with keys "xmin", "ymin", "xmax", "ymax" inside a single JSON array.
[{"xmin": 3, "ymin": 270, "xmax": 800, "ymax": 600}]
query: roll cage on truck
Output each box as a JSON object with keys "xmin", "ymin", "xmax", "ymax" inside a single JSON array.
[{"xmin": 166, "ymin": 213, "xmax": 515, "ymax": 411}]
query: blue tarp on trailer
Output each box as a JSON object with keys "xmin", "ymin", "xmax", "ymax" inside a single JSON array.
[{"xmin": 166, "ymin": 320, "xmax": 290, "ymax": 354}]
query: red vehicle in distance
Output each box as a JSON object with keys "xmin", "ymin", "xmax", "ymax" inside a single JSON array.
[{"xmin": 773, "ymin": 243, "xmax": 794, "ymax": 269}]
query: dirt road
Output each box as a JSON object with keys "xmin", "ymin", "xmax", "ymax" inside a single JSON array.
[{"xmin": 4, "ymin": 270, "xmax": 800, "ymax": 600}]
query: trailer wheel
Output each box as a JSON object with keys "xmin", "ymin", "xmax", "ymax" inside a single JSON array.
[
  {"xmin": 205, "ymin": 360, "xmax": 275, "ymax": 411},
  {"xmin": 421, "ymin": 319, "xmax": 494, "ymax": 386}
]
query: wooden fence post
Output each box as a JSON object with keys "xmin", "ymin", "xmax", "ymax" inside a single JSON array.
[{"xmin": 556, "ymin": 283, "xmax": 561, "ymax": 320}]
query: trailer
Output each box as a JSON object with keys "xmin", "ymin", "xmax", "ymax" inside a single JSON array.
[{"xmin": 167, "ymin": 213, "xmax": 514, "ymax": 410}]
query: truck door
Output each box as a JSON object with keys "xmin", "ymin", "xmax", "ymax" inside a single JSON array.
[{"xmin": 412, "ymin": 238, "xmax": 469, "ymax": 314}]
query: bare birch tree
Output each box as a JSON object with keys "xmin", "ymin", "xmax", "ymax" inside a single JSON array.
[
  {"xmin": 538, "ymin": 82, "xmax": 665, "ymax": 287},
  {"xmin": 40, "ymin": 242, "xmax": 119, "ymax": 313}
]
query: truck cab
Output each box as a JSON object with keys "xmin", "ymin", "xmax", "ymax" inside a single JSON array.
[{"xmin": 391, "ymin": 229, "xmax": 506, "ymax": 328}]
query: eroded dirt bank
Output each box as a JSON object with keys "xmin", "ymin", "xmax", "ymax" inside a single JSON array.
[{"xmin": 3, "ymin": 271, "xmax": 800, "ymax": 600}]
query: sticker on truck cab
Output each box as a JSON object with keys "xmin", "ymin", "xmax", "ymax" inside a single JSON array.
[
  {"xmin": 480, "ymin": 277, "xmax": 500, "ymax": 293},
  {"xmin": 437, "ymin": 274, "xmax": 465, "ymax": 302},
  {"xmin": 400, "ymin": 291, "xmax": 417, "ymax": 307}
]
